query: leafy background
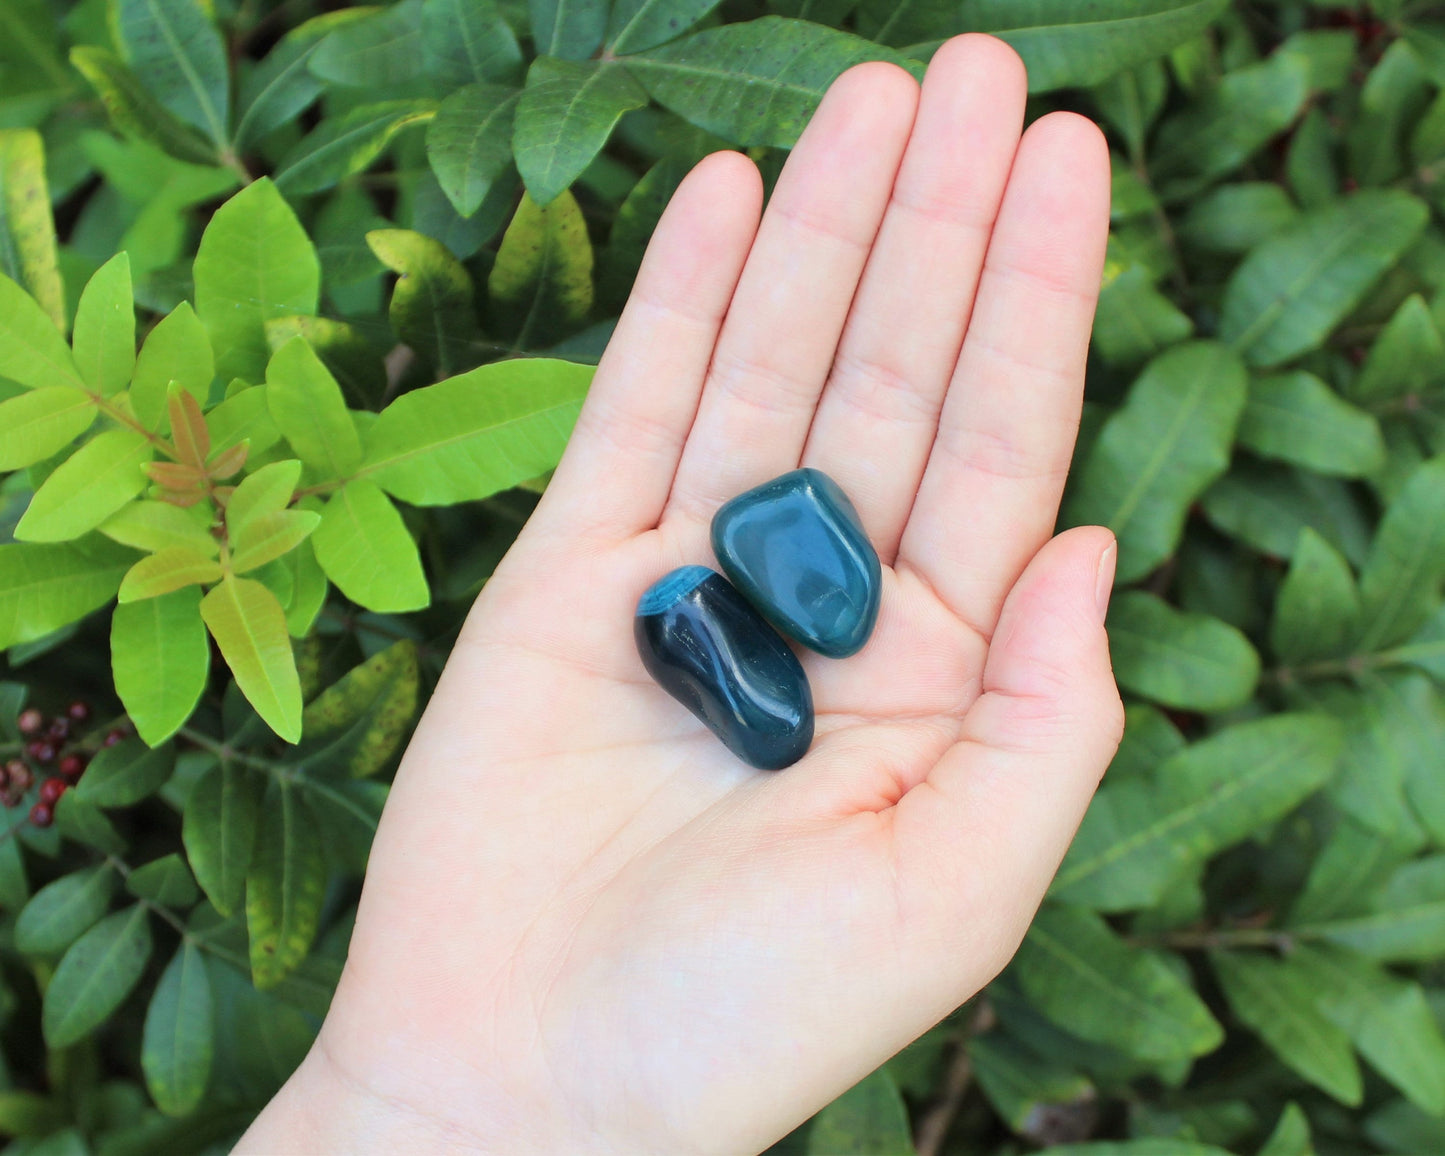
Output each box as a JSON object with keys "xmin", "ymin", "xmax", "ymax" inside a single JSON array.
[{"xmin": 1, "ymin": 0, "xmax": 1445, "ymax": 1153}]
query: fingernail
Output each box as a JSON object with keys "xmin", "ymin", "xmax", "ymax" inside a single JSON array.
[{"xmin": 1094, "ymin": 540, "xmax": 1117, "ymax": 620}]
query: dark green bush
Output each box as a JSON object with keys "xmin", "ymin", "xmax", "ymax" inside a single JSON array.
[{"xmin": 1, "ymin": 0, "xmax": 1444, "ymax": 1153}]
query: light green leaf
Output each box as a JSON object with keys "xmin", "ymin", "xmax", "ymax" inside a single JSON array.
[
  {"xmin": 16, "ymin": 429, "xmax": 152, "ymax": 543},
  {"xmin": 1210, "ymin": 950, "xmax": 1362, "ymax": 1105},
  {"xmin": 515, "ymin": 59, "xmax": 646, "ymax": 207},
  {"xmin": 366, "ymin": 228, "xmax": 478, "ymax": 374},
  {"xmin": 311, "ymin": 479, "xmax": 428, "ymax": 612},
  {"xmin": 1239, "ymin": 372, "xmax": 1385, "ymax": 477},
  {"xmin": 194, "ymin": 179, "xmax": 321, "ymax": 385},
  {"xmin": 207, "ymin": 383, "xmax": 283, "ymax": 456},
  {"xmin": 488, "ymin": 191, "xmax": 593, "ymax": 347},
  {"xmin": 1298, "ymin": 855, "xmax": 1445, "ymax": 964},
  {"xmin": 296, "ymin": 639, "xmax": 419, "ymax": 778},
  {"xmin": 246, "ymin": 782, "xmax": 326, "ymax": 989},
  {"xmin": 42, "ymin": 904, "xmax": 153, "ymax": 1048},
  {"xmin": 1053, "ymin": 713, "xmax": 1342, "ymax": 911},
  {"xmin": 142, "ymin": 941, "xmax": 213, "ymax": 1116},
  {"xmin": 230, "ymin": 509, "xmax": 320, "ymax": 574},
  {"xmin": 626, "ymin": 17, "xmax": 921, "ymax": 148},
  {"xmin": 0, "ymin": 268, "xmax": 82, "ymax": 391},
  {"xmin": 265, "ymin": 315, "xmax": 388, "ymax": 410},
  {"xmin": 199, "ymin": 576, "xmax": 302, "ymax": 743},
  {"xmin": 310, "ymin": 0, "xmax": 425, "ymax": 87},
  {"xmin": 0, "ymin": 539, "xmax": 134, "ymax": 649},
  {"xmin": 101, "ymin": 500, "xmax": 216, "ymax": 556},
  {"xmin": 284, "ymin": 537, "xmax": 327, "ymax": 638},
  {"xmin": 126, "ymin": 853, "xmax": 200, "ymax": 907},
  {"xmin": 129, "ymin": 300, "xmax": 214, "ymax": 429},
  {"xmin": 72, "ymin": 254, "xmax": 136, "ymax": 396},
  {"xmin": 14, "ymin": 865, "xmax": 116, "ymax": 955},
  {"xmin": 69, "ymin": 47, "xmax": 219, "ymax": 166},
  {"xmin": 1064, "ymin": 341, "xmax": 1246, "ymax": 583},
  {"xmin": 75, "ymin": 737, "xmax": 175, "ymax": 808},
  {"xmin": 117, "ymin": 547, "xmax": 223, "ymax": 603},
  {"xmin": 1259, "ymin": 1103, "xmax": 1314, "ymax": 1156},
  {"xmin": 0, "ymin": 387, "xmax": 97, "ymax": 470},
  {"xmin": 422, "ymin": 0, "xmax": 522, "ymax": 84},
  {"xmin": 529, "ymin": 0, "xmax": 606, "ymax": 59},
  {"xmin": 1271, "ymin": 528, "xmax": 1360, "ymax": 664},
  {"xmin": 1106, "ymin": 591, "xmax": 1261, "ymax": 711},
  {"xmin": 226, "ymin": 459, "xmax": 302, "ymax": 540},
  {"xmin": 275, "ymin": 101, "xmax": 436, "ymax": 197},
  {"xmin": 1352, "ymin": 294, "xmax": 1445, "ymax": 403},
  {"xmin": 0, "ymin": 130, "xmax": 64, "ymax": 329},
  {"xmin": 1356, "ymin": 458, "xmax": 1445, "ymax": 650},
  {"xmin": 113, "ymin": 0, "xmax": 229, "ymax": 148},
  {"xmin": 1220, "ymin": 191, "xmax": 1428, "ymax": 368},
  {"xmin": 182, "ymin": 762, "xmax": 264, "ymax": 917},
  {"xmin": 805, "ymin": 1068, "xmax": 914, "ymax": 1155},
  {"xmin": 265, "ymin": 335, "xmax": 362, "ymax": 479},
  {"xmin": 362, "ymin": 357, "xmax": 594, "ymax": 504},
  {"xmin": 1012, "ymin": 904, "xmax": 1223, "ymax": 1062}
]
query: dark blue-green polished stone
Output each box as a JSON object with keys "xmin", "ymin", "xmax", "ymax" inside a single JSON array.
[
  {"xmin": 634, "ymin": 566, "xmax": 813, "ymax": 770},
  {"xmin": 711, "ymin": 468, "xmax": 882, "ymax": 658}
]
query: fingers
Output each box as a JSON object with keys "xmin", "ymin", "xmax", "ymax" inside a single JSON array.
[
  {"xmin": 539, "ymin": 151, "xmax": 763, "ymax": 541},
  {"xmin": 802, "ymin": 36, "xmax": 1027, "ymax": 563},
  {"xmin": 895, "ymin": 527, "xmax": 1124, "ymax": 974},
  {"xmin": 898, "ymin": 112, "xmax": 1110, "ymax": 638},
  {"xmin": 662, "ymin": 62, "xmax": 919, "ymax": 526}
]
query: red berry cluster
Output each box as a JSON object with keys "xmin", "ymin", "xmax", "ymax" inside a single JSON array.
[{"xmin": 1, "ymin": 702, "xmax": 121, "ymax": 828}]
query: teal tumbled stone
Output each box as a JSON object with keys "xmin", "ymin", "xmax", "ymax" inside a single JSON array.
[{"xmin": 711, "ymin": 468, "xmax": 882, "ymax": 658}]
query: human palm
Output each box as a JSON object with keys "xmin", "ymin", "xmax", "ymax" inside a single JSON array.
[{"xmin": 239, "ymin": 34, "xmax": 1121, "ymax": 1156}]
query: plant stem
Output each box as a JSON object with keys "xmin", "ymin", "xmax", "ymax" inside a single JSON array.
[{"xmin": 913, "ymin": 1001, "xmax": 993, "ymax": 1156}]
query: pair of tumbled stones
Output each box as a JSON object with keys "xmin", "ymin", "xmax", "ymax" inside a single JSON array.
[{"xmin": 634, "ymin": 469, "xmax": 882, "ymax": 770}]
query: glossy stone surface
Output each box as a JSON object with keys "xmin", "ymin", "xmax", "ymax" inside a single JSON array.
[
  {"xmin": 711, "ymin": 468, "xmax": 882, "ymax": 658},
  {"xmin": 635, "ymin": 566, "xmax": 813, "ymax": 770}
]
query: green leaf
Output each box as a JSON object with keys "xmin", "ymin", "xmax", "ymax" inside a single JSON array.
[
  {"xmin": 0, "ymin": 539, "xmax": 133, "ymax": 649},
  {"xmin": 52, "ymin": 791, "xmax": 127, "ymax": 854},
  {"xmin": 129, "ymin": 300, "xmax": 215, "ymax": 429},
  {"xmin": 296, "ymin": 639, "xmax": 419, "ymax": 777},
  {"xmin": 310, "ymin": 0, "xmax": 426, "ymax": 87},
  {"xmin": 265, "ymin": 316, "xmax": 388, "ymax": 410},
  {"xmin": 608, "ymin": 0, "xmax": 721, "ymax": 55},
  {"xmin": 1352, "ymin": 294, "xmax": 1445, "ymax": 403},
  {"xmin": 226, "ymin": 459, "xmax": 302, "ymax": 540},
  {"xmin": 1201, "ymin": 461, "xmax": 1371, "ymax": 567},
  {"xmin": 207, "ymin": 383, "xmax": 283, "ymax": 456},
  {"xmin": 183, "ymin": 762, "xmax": 264, "ymax": 917},
  {"xmin": 126, "ymin": 853, "xmax": 200, "ymax": 907},
  {"xmin": 1239, "ymin": 372, "xmax": 1385, "ymax": 477},
  {"xmin": 264, "ymin": 335, "xmax": 362, "ymax": 480},
  {"xmin": 68, "ymin": 47, "xmax": 218, "ymax": 166},
  {"xmin": 1012, "ymin": 904, "xmax": 1223, "ymax": 1062},
  {"xmin": 1106, "ymin": 591, "xmax": 1261, "ymax": 711},
  {"xmin": 1356, "ymin": 458, "xmax": 1445, "ymax": 650},
  {"xmin": 72, "ymin": 254, "xmax": 136, "ymax": 396},
  {"xmin": 1064, "ymin": 341, "xmax": 1247, "ymax": 583},
  {"xmin": 117, "ymin": 547, "xmax": 224, "ymax": 602},
  {"xmin": 1259, "ymin": 1103, "xmax": 1314, "ymax": 1156},
  {"xmin": 142, "ymin": 941, "xmax": 213, "ymax": 1116},
  {"xmin": 1285, "ymin": 944, "xmax": 1445, "ymax": 1115},
  {"xmin": 1292, "ymin": 817, "xmax": 1412, "ymax": 926},
  {"xmin": 487, "ymin": 190, "xmax": 593, "ymax": 347},
  {"xmin": 246, "ymin": 782, "xmax": 326, "ymax": 989},
  {"xmin": 362, "ymin": 357, "xmax": 594, "ymax": 504},
  {"xmin": 805, "ymin": 1068, "xmax": 914, "ymax": 1155},
  {"xmin": 230, "ymin": 509, "xmax": 320, "ymax": 574},
  {"xmin": 967, "ymin": 1033, "xmax": 1094, "ymax": 1135},
  {"xmin": 42, "ymin": 904, "xmax": 153, "ymax": 1048},
  {"xmin": 1271, "ymin": 528, "xmax": 1360, "ymax": 663},
  {"xmin": 301, "ymin": 777, "xmax": 386, "ymax": 873},
  {"xmin": 1090, "ymin": 266, "xmax": 1193, "ymax": 370},
  {"xmin": 0, "ymin": 387, "xmax": 97, "ymax": 470},
  {"xmin": 1210, "ymin": 950, "xmax": 1362, "ymax": 1105},
  {"xmin": 284, "ymin": 537, "xmax": 328, "ymax": 638},
  {"xmin": 366, "ymin": 228, "xmax": 478, "ymax": 375},
  {"xmin": 15, "ymin": 429, "xmax": 152, "ymax": 543},
  {"xmin": 529, "ymin": 0, "xmax": 606, "ymax": 59},
  {"xmin": 194, "ymin": 179, "xmax": 321, "ymax": 385},
  {"xmin": 113, "ymin": 0, "xmax": 230, "ymax": 148},
  {"xmin": 515, "ymin": 59, "xmax": 646, "ymax": 207},
  {"xmin": 75, "ymin": 737, "xmax": 175, "ymax": 808},
  {"xmin": 1053, "ymin": 713, "xmax": 1342, "ymax": 911},
  {"xmin": 626, "ymin": 17, "xmax": 921, "ymax": 148},
  {"xmin": 422, "ymin": 0, "xmax": 522, "ymax": 85},
  {"xmin": 0, "ymin": 268, "xmax": 82, "ymax": 391},
  {"xmin": 311, "ymin": 480, "xmax": 428, "ymax": 613},
  {"xmin": 1220, "ymin": 191, "xmax": 1428, "ymax": 368},
  {"xmin": 1177, "ymin": 182, "xmax": 1300, "ymax": 254},
  {"xmin": 0, "ymin": 130, "xmax": 64, "ymax": 329},
  {"xmin": 199, "ymin": 577, "xmax": 302, "ymax": 743},
  {"xmin": 426, "ymin": 84, "xmax": 519, "ymax": 221},
  {"xmin": 101, "ymin": 500, "xmax": 216, "ymax": 556},
  {"xmin": 14, "ymin": 865, "xmax": 116, "ymax": 955},
  {"xmin": 1298, "ymin": 855, "xmax": 1445, "ymax": 964},
  {"xmin": 275, "ymin": 101, "xmax": 436, "ymax": 197}
]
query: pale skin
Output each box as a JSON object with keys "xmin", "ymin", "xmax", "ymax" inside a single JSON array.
[{"xmin": 237, "ymin": 34, "xmax": 1122, "ymax": 1156}]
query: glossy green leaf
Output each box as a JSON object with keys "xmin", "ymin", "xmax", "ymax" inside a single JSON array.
[
  {"xmin": 1352, "ymin": 294, "xmax": 1445, "ymax": 404},
  {"xmin": 0, "ymin": 266, "xmax": 82, "ymax": 391},
  {"xmin": 142, "ymin": 940, "xmax": 213, "ymax": 1116},
  {"xmin": 1106, "ymin": 591, "xmax": 1261, "ymax": 711},
  {"xmin": 0, "ymin": 539, "xmax": 133, "ymax": 649},
  {"xmin": 226, "ymin": 459, "xmax": 302, "ymax": 540},
  {"xmin": 16, "ymin": 429, "xmax": 152, "ymax": 543},
  {"xmin": 515, "ymin": 59, "xmax": 646, "ymax": 207},
  {"xmin": 75, "ymin": 737, "xmax": 175, "ymax": 808},
  {"xmin": 1065, "ymin": 341, "xmax": 1246, "ymax": 583},
  {"xmin": 311, "ymin": 480, "xmax": 428, "ymax": 612},
  {"xmin": 126, "ymin": 853, "xmax": 200, "ymax": 907},
  {"xmin": 14, "ymin": 865, "xmax": 116, "ymax": 955},
  {"xmin": 275, "ymin": 101, "xmax": 435, "ymax": 197},
  {"xmin": 246, "ymin": 782, "xmax": 326, "ymax": 989},
  {"xmin": 0, "ymin": 130, "xmax": 64, "ymax": 329},
  {"xmin": 72, "ymin": 254, "xmax": 135, "ymax": 396},
  {"xmin": 1012, "ymin": 905, "xmax": 1222, "ymax": 1062},
  {"xmin": 230, "ymin": 509, "xmax": 320, "ymax": 574},
  {"xmin": 362, "ymin": 357, "xmax": 594, "ymax": 504},
  {"xmin": 43, "ymin": 904, "xmax": 153, "ymax": 1048},
  {"xmin": 117, "ymin": 547, "xmax": 224, "ymax": 602},
  {"xmin": 1220, "ymin": 191, "xmax": 1428, "ymax": 368},
  {"xmin": 1239, "ymin": 372, "xmax": 1385, "ymax": 477},
  {"xmin": 529, "ymin": 0, "xmax": 606, "ymax": 59},
  {"xmin": 366, "ymin": 227, "xmax": 478, "ymax": 374},
  {"xmin": 129, "ymin": 301, "xmax": 215, "ymax": 428},
  {"xmin": 296, "ymin": 639, "xmax": 419, "ymax": 778},
  {"xmin": 427, "ymin": 85, "xmax": 519, "ymax": 218},
  {"xmin": 113, "ymin": 0, "xmax": 230, "ymax": 147},
  {"xmin": 199, "ymin": 576, "xmax": 302, "ymax": 742},
  {"xmin": 805, "ymin": 1068, "xmax": 913, "ymax": 1155},
  {"xmin": 265, "ymin": 335, "xmax": 362, "ymax": 479},
  {"xmin": 0, "ymin": 387, "xmax": 97, "ymax": 470},
  {"xmin": 422, "ymin": 0, "xmax": 522, "ymax": 84},
  {"xmin": 69, "ymin": 47, "xmax": 219, "ymax": 166},
  {"xmin": 194, "ymin": 179, "xmax": 321, "ymax": 385},
  {"xmin": 1210, "ymin": 950, "xmax": 1362, "ymax": 1105},
  {"xmin": 487, "ymin": 191, "xmax": 593, "ymax": 347},
  {"xmin": 101, "ymin": 500, "xmax": 216, "ymax": 556},
  {"xmin": 207, "ymin": 383, "xmax": 283, "ymax": 456},
  {"xmin": 183, "ymin": 762, "xmax": 264, "ymax": 917},
  {"xmin": 1271, "ymin": 528, "xmax": 1359, "ymax": 663},
  {"xmin": 1355, "ymin": 457, "xmax": 1445, "ymax": 651}
]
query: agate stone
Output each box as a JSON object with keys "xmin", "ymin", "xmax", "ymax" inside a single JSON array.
[
  {"xmin": 711, "ymin": 468, "xmax": 882, "ymax": 658},
  {"xmin": 634, "ymin": 566, "xmax": 813, "ymax": 770}
]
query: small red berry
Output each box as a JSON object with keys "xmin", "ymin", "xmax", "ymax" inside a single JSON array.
[
  {"xmin": 28, "ymin": 802, "xmax": 52, "ymax": 827},
  {"xmin": 103, "ymin": 729, "xmax": 125, "ymax": 747},
  {"xmin": 46, "ymin": 717, "xmax": 69, "ymax": 742},
  {"xmin": 17, "ymin": 708, "xmax": 43, "ymax": 736},
  {"xmin": 66, "ymin": 701, "xmax": 90, "ymax": 722},
  {"xmin": 38, "ymin": 778, "xmax": 66, "ymax": 806},
  {"xmin": 7, "ymin": 761, "xmax": 31, "ymax": 792},
  {"xmin": 26, "ymin": 740, "xmax": 55, "ymax": 764},
  {"xmin": 58, "ymin": 753, "xmax": 87, "ymax": 782}
]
